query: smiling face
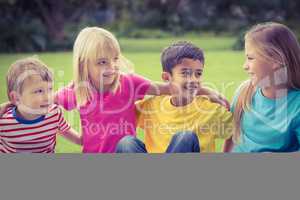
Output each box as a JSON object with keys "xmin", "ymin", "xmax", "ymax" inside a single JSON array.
[
  {"xmin": 12, "ymin": 75, "xmax": 54, "ymax": 118},
  {"xmin": 163, "ymin": 58, "xmax": 204, "ymax": 100},
  {"xmin": 88, "ymin": 53, "xmax": 120, "ymax": 91},
  {"xmin": 244, "ymin": 40, "xmax": 276, "ymax": 87}
]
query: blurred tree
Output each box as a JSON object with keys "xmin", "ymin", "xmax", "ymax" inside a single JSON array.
[
  {"xmin": 0, "ymin": 0, "xmax": 299, "ymax": 52},
  {"xmin": 0, "ymin": 0, "xmax": 113, "ymax": 51},
  {"xmin": 28, "ymin": 0, "xmax": 102, "ymax": 42}
]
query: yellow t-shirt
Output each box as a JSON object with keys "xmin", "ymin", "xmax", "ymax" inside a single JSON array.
[{"xmin": 136, "ymin": 96, "xmax": 233, "ymax": 153}]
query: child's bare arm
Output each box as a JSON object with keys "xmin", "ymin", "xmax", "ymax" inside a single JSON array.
[
  {"xmin": 145, "ymin": 82, "xmax": 170, "ymax": 95},
  {"xmin": 146, "ymin": 82, "xmax": 230, "ymax": 108},
  {"xmin": 60, "ymin": 128, "xmax": 82, "ymax": 145}
]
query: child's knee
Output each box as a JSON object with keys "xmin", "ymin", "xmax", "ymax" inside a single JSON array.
[
  {"xmin": 116, "ymin": 135, "xmax": 136, "ymax": 148},
  {"xmin": 173, "ymin": 131, "xmax": 198, "ymax": 142},
  {"xmin": 115, "ymin": 135, "xmax": 145, "ymax": 153}
]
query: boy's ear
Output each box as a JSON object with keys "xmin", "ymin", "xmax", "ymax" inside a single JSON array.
[
  {"xmin": 9, "ymin": 91, "xmax": 19, "ymax": 105},
  {"xmin": 161, "ymin": 72, "xmax": 171, "ymax": 82}
]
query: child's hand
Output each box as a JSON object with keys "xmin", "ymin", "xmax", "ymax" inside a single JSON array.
[
  {"xmin": 197, "ymin": 87, "xmax": 230, "ymax": 110},
  {"xmin": 0, "ymin": 102, "xmax": 14, "ymax": 117},
  {"xmin": 207, "ymin": 93, "xmax": 230, "ymax": 110}
]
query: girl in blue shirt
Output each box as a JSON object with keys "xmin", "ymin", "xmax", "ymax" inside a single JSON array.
[{"xmin": 228, "ymin": 22, "xmax": 300, "ymax": 152}]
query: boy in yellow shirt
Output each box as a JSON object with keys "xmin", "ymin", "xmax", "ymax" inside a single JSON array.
[{"xmin": 116, "ymin": 41, "xmax": 233, "ymax": 153}]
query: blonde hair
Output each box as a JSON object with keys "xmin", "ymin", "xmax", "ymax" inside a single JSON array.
[
  {"xmin": 73, "ymin": 27, "xmax": 133, "ymax": 106},
  {"xmin": 233, "ymin": 22, "xmax": 300, "ymax": 143},
  {"xmin": 6, "ymin": 56, "xmax": 53, "ymax": 101}
]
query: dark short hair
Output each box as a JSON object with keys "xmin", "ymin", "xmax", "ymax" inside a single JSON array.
[{"xmin": 161, "ymin": 41, "xmax": 204, "ymax": 73}]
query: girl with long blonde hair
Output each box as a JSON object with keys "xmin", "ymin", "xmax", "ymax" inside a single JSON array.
[{"xmin": 228, "ymin": 22, "xmax": 300, "ymax": 152}]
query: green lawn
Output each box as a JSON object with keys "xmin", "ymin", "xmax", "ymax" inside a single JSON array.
[{"xmin": 0, "ymin": 35, "xmax": 247, "ymax": 152}]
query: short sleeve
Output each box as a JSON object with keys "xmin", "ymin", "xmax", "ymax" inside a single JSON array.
[
  {"xmin": 57, "ymin": 107, "xmax": 71, "ymax": 134},
  {"xmin": 55, "ymin": 83, "xmax": 77, "ymax": 111},
  {"xmin": 129, "ymin": 74, "xmax": 151, "ymax": 101}
]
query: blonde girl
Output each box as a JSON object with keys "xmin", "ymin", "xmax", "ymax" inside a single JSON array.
[{"xmin": 229, "ymin": 22, "xmax": 300, "ymax": 152}]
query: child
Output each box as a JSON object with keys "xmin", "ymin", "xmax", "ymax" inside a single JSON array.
[
  {"xmin": 227, "ymin": 22, "xmax": 300, "ymax": 152},
  {"xmin": 0, "ymin": 27, "xmax": 227, "ymax": 153},
  {"xmin": 116, "ymin": 41, "xmax": 233, "ymax": 153},
  {"xmin": 0, "ymin": 57, "xmax": 82, "ymax": 153}
]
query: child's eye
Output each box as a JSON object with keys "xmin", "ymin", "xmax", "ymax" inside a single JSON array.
[
  {"xmin": 195, "ymin": 72, "xmax": 202, "ymax": 77},
  {"xmin": 34, "ymin": 89, "xmax": 44, "ymax": 94},
  {"xmin": 98, "ymin": 60, "xmax": 107, "ymax": 65},
  {"xmin": 182, "ymin": 70, "xmax": 196, "ymax": 78}
]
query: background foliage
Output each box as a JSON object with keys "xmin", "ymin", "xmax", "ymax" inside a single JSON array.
[{"xmin": 0, "ymin": 0, "xmax": 299, "ymax": 52}]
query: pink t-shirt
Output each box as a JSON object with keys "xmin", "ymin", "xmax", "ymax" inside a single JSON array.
[{"xmin": 55, "ymin": 74, "xmax": 151, "ymax": 153}]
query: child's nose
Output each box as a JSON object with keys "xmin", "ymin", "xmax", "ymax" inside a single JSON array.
[
  {"xmin": 243, "ymin": 62, "xmax": 249, "ymax": 70},
  {"xmin": 107, "ymin": 61, "xmax": 117, "ymax": 70},
  {"xmin": 45, "ymin": 92, "xmax": 53, "ymax": 103}
]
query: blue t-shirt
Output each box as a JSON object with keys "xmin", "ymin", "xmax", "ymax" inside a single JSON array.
[{"xmin": 231, "ymin": 87, "xmax": 300, "ymax": 152}]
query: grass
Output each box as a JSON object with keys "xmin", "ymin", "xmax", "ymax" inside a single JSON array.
[{"xmin": 0, "ymin": 35, "xmax": 247, "ymax": 153}]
